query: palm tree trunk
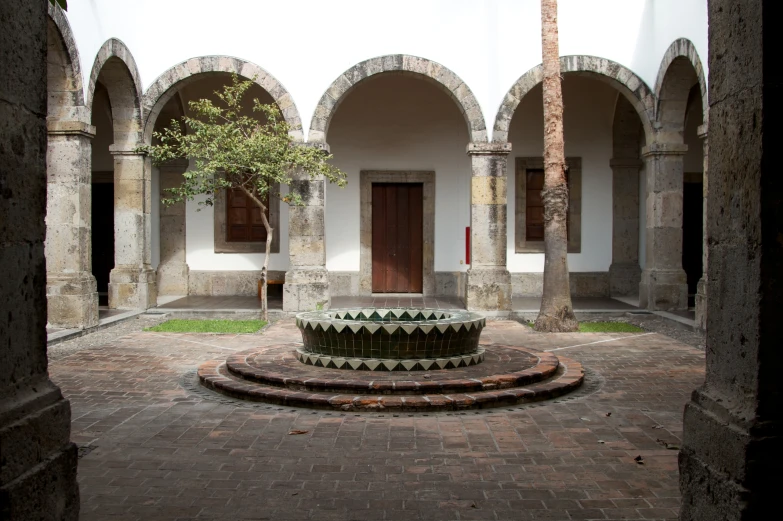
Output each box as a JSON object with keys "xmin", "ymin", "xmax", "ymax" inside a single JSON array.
[
  {"xmin": 240, "ymin": 186, "xmax": 272, "ymax": 322},
  {"xmin": 534, "ymin": 0, "xmax": 578, "ymax": 332}
]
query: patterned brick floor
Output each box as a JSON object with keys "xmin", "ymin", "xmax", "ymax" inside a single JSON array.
[{"xmin": 49, "ymin": 319, "xmax": 705, "ymax": 520}]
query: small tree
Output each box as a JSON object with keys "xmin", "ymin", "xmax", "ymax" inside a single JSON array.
[
  {"xmin": 535, "ymin": 0, "xmax": 578, "ymax": 332},
  {"xmin": 144, "ymin": 75, "xmax": 346, "ymax": 320}
]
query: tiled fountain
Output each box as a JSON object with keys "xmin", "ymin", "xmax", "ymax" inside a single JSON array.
[
  {"xmin": 198, "ymin": 308, "xmax": 584, "ymax": 411},
  {"xmin": 294, "ymin": 308, "xmax": 486, "ymax": 371}
]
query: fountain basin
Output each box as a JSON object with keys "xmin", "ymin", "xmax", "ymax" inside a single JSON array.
[{"xmin": 295, "ymin": 308, "xmax": 485, "ymax": 360}]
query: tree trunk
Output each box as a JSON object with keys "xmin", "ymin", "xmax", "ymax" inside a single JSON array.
[
  {"xmin": 241, "ymin": 186, "xmax": 272, "ymax": 322},
  {"xmin": 534, "ymin": 0, "xmax": 578, "ymax": 332}
]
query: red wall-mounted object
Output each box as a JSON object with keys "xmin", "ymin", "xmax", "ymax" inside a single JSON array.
[{"xmin": 466, "ymin": 227, "xmax": 470, "ymax": 265}]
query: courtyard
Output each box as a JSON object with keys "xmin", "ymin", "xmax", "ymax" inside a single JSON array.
[{"xmin": 50, "ymin": 315, "xmax": 704, "ymax": 520}]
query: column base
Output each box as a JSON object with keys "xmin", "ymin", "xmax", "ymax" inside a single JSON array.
[
  {"xmin": 283, "ymin": 269, "xmax": 330, "ymax": 312},
  {"xmin": 156, "ymin": 262, "xmax": 190, "ymax": 296},
  {"xmin": 0, "ymin": 379, "xmax": 80, "ymax": 520},
  {"xmin": 639, "ymin": 268, "xmax": 687, "ymax": 310},
  {"xmin": 679, "ymin": 388, "xmax": 779, "ymax": 521},
  {"xmin": 46, "ymin": 272, "xmax": 99, "ymax": 329},
  {"xmin": 108, "ymin": 267, "xmax": 158, "ymax": 309},
  {"xmin": 608, "ymin": 262, "xmax": 641, "ymax": 297},
  {"xmin": 695, "ymin": 277, "xmax": 707, "ymax": 330},
  {"xmin": 465, "ymin": 268, "xmax": 511, "ymax": 316}
]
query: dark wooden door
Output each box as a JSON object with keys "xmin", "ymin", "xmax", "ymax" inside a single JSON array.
[{"xmin": 372, "ymin": 183, "xmax": 423, "ymax": 293}]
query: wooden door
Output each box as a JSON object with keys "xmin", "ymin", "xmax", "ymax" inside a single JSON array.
[{"xmin": 372, "ymin": 183, "xmax": 423, "ymax": 293}]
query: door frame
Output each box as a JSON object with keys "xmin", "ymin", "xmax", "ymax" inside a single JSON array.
[{"xmin": 360, "ymin": 170, "xmax": 435, "ymax": 296}]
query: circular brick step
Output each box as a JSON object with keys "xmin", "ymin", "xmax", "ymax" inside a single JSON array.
[
  {"xmin": 197, "ymin": 344, "xmax": 584, "ymax": 411},
  {"xmin": 223, "ymin": 344, "xmax": 559, "ymax": 395}
]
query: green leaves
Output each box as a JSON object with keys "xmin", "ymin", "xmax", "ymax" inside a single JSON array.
[
  {"xmin": 49, "ymin": 0, "xmax": 67, "ymax": 10},
  {"xmin": 142, "ymin": 73, "xmax": 347, "ymax": 211}
]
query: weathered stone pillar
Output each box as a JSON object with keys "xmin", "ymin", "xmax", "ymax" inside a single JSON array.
[
  {"xmin": 108, "ymin": 145, "xmax": 157, "ymax": 309},
  {"xmin": 679, "ymin": 1, "xmax": 782, "ymax": 517},
  {"xmin": 694, "ymin": 125, "xmax": 708, "ymax": 330},
  {"xmin": 639, "ymin": 143, "xmax": 688, "ymax": 310},
  {"xmin": 465, "ymin": 143, "xmax": 512, "ymax": 315},
  {"xmin": 608, "ymin": 158, "xmax": 642, "ymax": 296},
  {"xmin": 284, "ymin": 149, "xmax": 329, "ymax": 311},
  {"xmin": 45, "ymin": 120, "xmax": 99, "ymax": 328},
  {"xmin": 1, "ymin": 1, "xmax": 79, "ymax": 517},
  {"xmin": 156, "ymin": 159, "xmax": 189, "ymax": 296}
]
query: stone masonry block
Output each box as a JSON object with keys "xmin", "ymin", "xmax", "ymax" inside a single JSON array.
[{"xmin": 471, "ymin": 176, "xmax": 506, "ymax": 205}]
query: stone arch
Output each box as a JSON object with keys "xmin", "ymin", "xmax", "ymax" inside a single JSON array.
[
  {"xmin": 87, "ymin": 39, "xmax": 144, "ymax": 147},
  {"xmin": 493, "ymin": 56, "xmax": 655, "ymax": 144},
  {"xmin": 308, "ymin": 55, "xmax": 487, "ymax": 144},
  {"xmin": 654, "ymin": 38, "xmax": 708, "ymax": 136},
  {"xmin": 608, "ymin": 94, "xmax": 644, "ymax": 297},
  {"xmin": 47, "ymin": 3, "xmax": 85, "ymax": 121},
  {"xmin": 142, "ymin": 56, "xmax": 303, "ymax": 143}
]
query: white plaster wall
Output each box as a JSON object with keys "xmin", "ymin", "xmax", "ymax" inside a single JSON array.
[
  {"xmin": 631, "ymin": 0, "xmax": 709, "ymax": 93},
  {"xmin": 325, "ymin": 75, "xmax": 472, "ymax": 273},
  {"xmin": 63, "ymin": 1, "xmax": 708, "ymax": 144},
  {"xmin": 185, "ymin": 187, "xmax": 290, "ymax": 271},
  {"xmin": 507, "ymin": 76, "xmax": 617, "ymax": 273}
]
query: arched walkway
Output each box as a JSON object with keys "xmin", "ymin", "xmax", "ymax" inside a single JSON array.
[
  {"xmin": 654, "ymin": 38, "xmax": 708, "ymax": 131},
  {"xmin": 493, "ymin": 55, "xmax": 655, "ymax": 144},
  {"xmin": 45, "ymin": 4, "xmax": 98, "ymax": 329},
  {"xmin": 652, "ymin": 38, "xmax": 708, "ymax": 322},
  {"xmin": 308, "ymin": 55, "xmax": 488, "ymax": 144},
  {"xmin": 46, "ymin": 3, "xmax": 85, "ymax": 120},
  {"xmin": 142, "ymin": 56, "xmax": 303, "ymax": 143},
  {"xmin": 87, "ymin": 38, "xmax": 144, "ymax": 148},
  {"xmin": 88, "ymin": 39, "xmax": 155, "ymax": 311}
]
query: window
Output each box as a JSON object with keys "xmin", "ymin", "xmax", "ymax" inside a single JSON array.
[
  {"xmin": 515, "ymin": 157, "xmax": 581, "ymax": 253},
  {"xmin": 524, "ymin": 168, "xmax": 570, "ymax": 241},
  {"xmin": 214, "ymin": 181, "xmax": 280, "ymax": 254},
  {"xmin": 227, "ymin": 187, "xmax": 269, "ymax": 242}
]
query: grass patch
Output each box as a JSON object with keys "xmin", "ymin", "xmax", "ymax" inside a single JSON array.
[
  {"xmin": 145, "ymin": 319, "xmax": 267, "ymax": 334},
  {"xmin": 578, "ymin": 321, "xmax": 644, "ymax": 333}
]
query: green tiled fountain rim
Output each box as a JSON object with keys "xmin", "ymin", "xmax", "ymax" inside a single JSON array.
[{"xmin": 295, "ymin": 308, "xmax": 486, "ymax": 334}]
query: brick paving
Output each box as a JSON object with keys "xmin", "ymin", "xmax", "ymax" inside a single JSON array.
[{"xmin": 49, "ymin": 318, "xmax": 705, "ymax": 520}]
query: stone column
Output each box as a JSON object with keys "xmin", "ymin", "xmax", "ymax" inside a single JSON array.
[
  {"xmin": 1, "ymin": 1, "xmax": 79, "ymax": 517},
  {"xmin": 465, "ymin": 143, "xmax": 512, "ymax": 315},
  {"xmin": 694, "ymin": 125, "xmax": 708, "ymax": 330},
  {"xmin": 45, "ymin": 120, "xmax": 99, "ymax": 328},
  {"xmin": 608, "ymin": 158, "xmax": 642, "ymax": 296},
  {"xmin": 156, "ymin": 159, "xmax": 189, "ymax": 296},
  {"xmin": 638, "ymin": 142, "xmax": 688, "ymax": 310},
  {"xmin": 680, "ymin": 1, "xmax": 782, "ymax": 516},
  {"xmin": 284, "ymin": 148, "xmax": 329, "ymax": 311},
  {"xmin": 108, "ymin": 145, "xmax": 157, "ymax": 309}
]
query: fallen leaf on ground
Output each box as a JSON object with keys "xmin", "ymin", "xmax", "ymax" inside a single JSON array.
[
  {"xmin": 634, "ymin": 455, "xmax": 644, "ymax": 464},
  {"xmin": 288, "ymin": 430, "xmax": 309, "ymax": 435},
  {"xmin": 605, "ymin": 412, "xmax": 612, "ymax": 417}
]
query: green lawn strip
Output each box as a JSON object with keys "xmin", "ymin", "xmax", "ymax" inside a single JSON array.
[
  {"xmin": 522, "ymin": 320, "xmax": 644, "ymax": 332},
  {"xmin": 145, "ymin": 319, "xmax": 267, "ymax": 334},
  {"xmin": 578, "ymin": 321, "xmax": 644, "ymax": 333}
]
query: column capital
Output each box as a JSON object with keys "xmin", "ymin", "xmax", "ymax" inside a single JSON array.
[
  {"xmin": 47, "ymin": 120, "xmax": 95, "ymax": 138},
  {"xmin": 610, "ymin": 157, "xmax": 643, "ymax": 169},
  {"xmin": 109, "ymin": 144, "xmax": 147, "ymax": 156},
  {"xmin": 641, "ymin": 143, "xmax": 688, "ymax": 158},
  {"xmin": 298, "ymin": 141, "xmax": 330, "ymax": 154},
  {"xmin": 466, "ymin": 142, "xmax": 512, "ymax": 156}
]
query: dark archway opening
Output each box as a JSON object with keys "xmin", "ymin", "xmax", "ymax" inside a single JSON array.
[
  {"xmin": 682, "ymin": 85, "xmax": 704, "ymax": 307},
  {"xmin": 91, "ymin": 81, "xmax": 115, "ymax": 306}
]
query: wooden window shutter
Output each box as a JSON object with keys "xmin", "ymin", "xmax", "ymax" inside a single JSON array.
[{"xmin": 227, "ymin": 185, "xmax": 269, "ymax": 242}]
